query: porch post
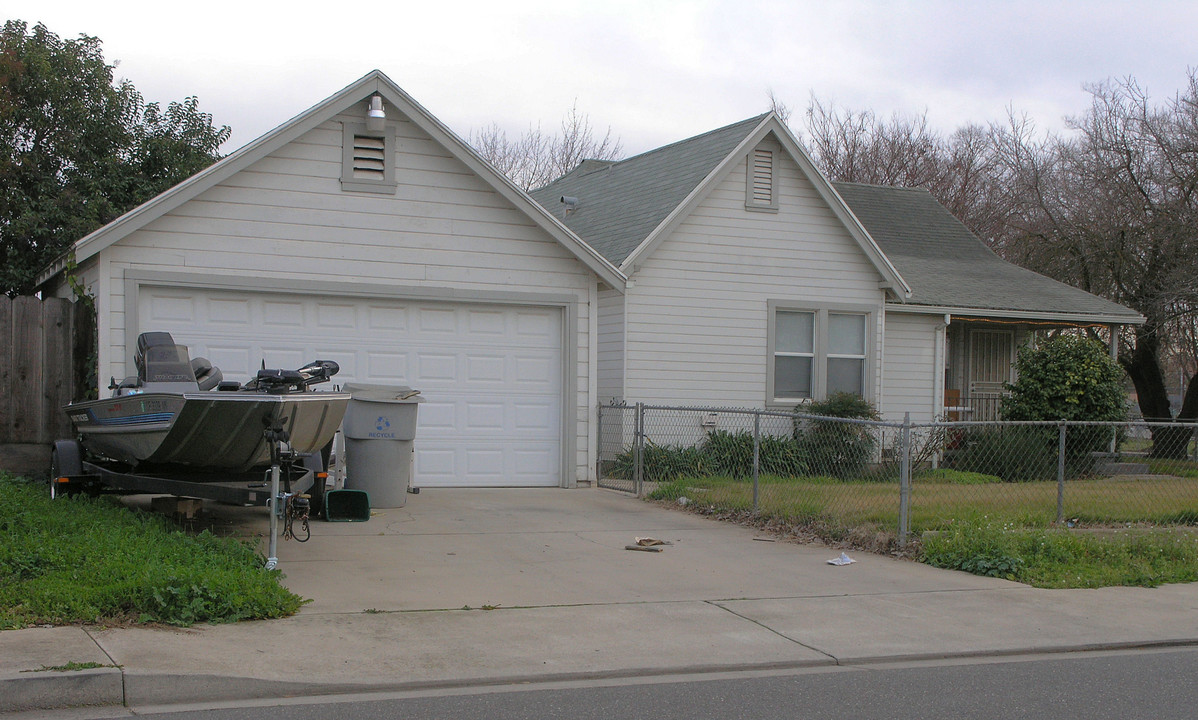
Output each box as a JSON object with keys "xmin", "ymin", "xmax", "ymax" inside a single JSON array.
[{"xmin": 1108, "ymin": 324, "xmax": 1118, "ymax": 361}]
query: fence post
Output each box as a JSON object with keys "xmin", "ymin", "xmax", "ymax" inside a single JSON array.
[
  {"xmin": 634, "ymin": 402, "xmax": 645, "ymax": 497},
  {"xmin": 1057, "ymin": 421, "xmax": 1067, "ymax": 523},
  {"xmin": 752, "ymin": 411, "xmax": 761, "ymax": 512},
  {"xmin": 596, "ymin": 403, "xmax": 603, "ymax": 485},
  {"xmin": 899, "ymin": 412, "xmax": 911, "ymax": 548}
]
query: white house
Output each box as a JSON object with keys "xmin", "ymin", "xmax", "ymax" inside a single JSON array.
[
  {"xmin": 40, "ymin": 72, "xmax": 1142, "ymax": 488},
  {"xmin": 528, "ymin": 114, "xmax": 1143, "ymax": 423}
]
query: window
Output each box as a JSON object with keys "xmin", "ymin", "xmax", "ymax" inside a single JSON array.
[
  {"xmin": 774, "ymin": 310, "xmax": 814, "ymax": 399},
  {"xmin": 826, "ymin": 313, "xmax": 866, "ymax": 396},
  {"xmin": 341, "ymin": 123, "xmax": 396, "ymax": 194},
  {"xmin": 768, "ymin": 303, "xmax": 871, "ymax": 404},
  {"xmin": 745, "ymin": 145, "xmax": 778, "ymax": 212}
]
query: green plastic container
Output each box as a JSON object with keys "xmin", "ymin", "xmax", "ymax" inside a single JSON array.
[{"xmin": 323, "ymin": 489, "xmax": 370, "ymax": 522}]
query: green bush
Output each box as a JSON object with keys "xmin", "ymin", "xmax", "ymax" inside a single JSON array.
[
  {"xmin": 611, "ymin": 395, "xmax": 882, "ymax": 482},
  {"xmin": 795, "ymin": 393, "xmax": 880, "ymax": 479},
  {"xmin": 947, "ymin": 426, "xmax": 1058, "ymax": 482},
  {"xmin": 612, "ymin": 430, "xmax": 809, "ymax": 482},
  {"xmin": 1000, "ymin": 334, "xmax": 1127, "ymax": 463}
]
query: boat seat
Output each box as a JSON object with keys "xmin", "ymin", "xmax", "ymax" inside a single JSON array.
[
  {"xmin": 110, "ymin": 375, "xmax": 143, "ymax": 396},
  {"xmin": 190, "ymin": 357, "xmax": 223, "ymax": 391}
]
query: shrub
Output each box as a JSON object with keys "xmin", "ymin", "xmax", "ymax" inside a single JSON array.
[
  {"xmin": 612, "ymin": 430, "xmax": 810, "ymax": 482},
  {"xmin": 947, "ymin": 426, "xmax": 1058, "ymax": 482},
  {"xmin": 1000, "ymin": 334, "xmax": 1127, "ymax": 463},
  {"xmin": 795, "ymin": 393, "xmax": 880, "ymax": 479}
]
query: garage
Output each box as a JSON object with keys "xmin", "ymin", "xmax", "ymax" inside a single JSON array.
[
  {"xmin": 136, "ymin": 285, "xmax": 564, "ymax": 487},
  {"xmin": 43, "ymin": 71, "xmax": 625, "ymax": 489}
]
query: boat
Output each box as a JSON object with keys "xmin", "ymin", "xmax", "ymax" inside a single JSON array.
[{"xmin": 65, "ymin": 332, "xmax": 351, "ymax": 473}]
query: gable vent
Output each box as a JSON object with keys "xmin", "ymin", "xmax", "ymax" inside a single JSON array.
[
  {"xmin": 751, "ymin": 148, "xmax": 773, "ymax": 204},
  {"xmin": 351, "ymin": 134, "xmax": 387, "ymax": 180}
]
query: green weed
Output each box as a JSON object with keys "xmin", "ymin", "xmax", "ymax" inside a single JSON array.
[{"xmin": 0, "ymin": 474, "xmax": 304, "ymax": 629}]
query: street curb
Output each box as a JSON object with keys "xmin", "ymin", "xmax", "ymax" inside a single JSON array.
[
  {"xmin": 9, "ymin": 639, "xmax": 1198, "ymax": 713},
  {"xmin": 0, "ymin": 667, "xmax": 123, "ymax": 714}
]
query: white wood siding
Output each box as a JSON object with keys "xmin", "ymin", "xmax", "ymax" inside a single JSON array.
[
  {"xmin": 881, "ymin": 312, "xmax": 941, "ymax": 423},
  {"xmin": 93, "ymin": 107, "xmax": 597, "ymax": 484},
  {"xmin": 623, "ymin": 148, "xmax": 887, "ymax": 408},
  {"xmin": 597, "ymin": 286, "xmax": 625, "ymax": 402}
]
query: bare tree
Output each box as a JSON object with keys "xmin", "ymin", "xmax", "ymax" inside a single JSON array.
[
  {"xmin": 766, "ymin": 87, "xmax": 793, "ymax": 127},
  {"xmin": 996, "ymin": 73, "xmax": 1198, "ymax": 444},
  {"xmin": 802, "ymin": 95, "xmax": 1004, "ymax": 243},
  {"xmin": 470, "ymin": 102, "xmax": 622, "ymax": 190},
  {"xmin": 802, "ymin": 76, "xmax": 1198, "ymax": 448}
]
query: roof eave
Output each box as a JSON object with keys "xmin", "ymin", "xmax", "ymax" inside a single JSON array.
[{"xmin": 884, "ymin": 302, "xmax": 1146, "ymax": 325}]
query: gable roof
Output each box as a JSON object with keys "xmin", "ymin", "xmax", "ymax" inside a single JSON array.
[
  {"xmin": 833, "ymin": 182, "xmax": 1144, "ymax": 324},
  {"xmin": 38, "ymin": 70, "xmax": 625, "ymax": 290},
  {"xmin": 531, "ymin": 114, "xmax": 911, "ymax": 298},
  {"xmin": 530, "ymin": 115, "xmax": 767, "ymax": 266}
]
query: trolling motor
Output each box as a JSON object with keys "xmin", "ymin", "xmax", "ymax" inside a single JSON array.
[{"xmin": 246, "ymin": 360, "xmax": 341, "ymax": 394}]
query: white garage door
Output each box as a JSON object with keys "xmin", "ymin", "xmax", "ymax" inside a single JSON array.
[{"xmin": 137, "ymin": 287, "xmax": 563, "ymax": 487}]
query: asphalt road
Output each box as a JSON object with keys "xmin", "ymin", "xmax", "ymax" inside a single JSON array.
[{"xmin": 26, "ymin": 647, "xmax": 1198, "ymax": 720}]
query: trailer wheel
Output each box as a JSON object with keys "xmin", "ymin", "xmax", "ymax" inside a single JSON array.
[{"xmin": 50, "ymin": 440, "xmax": 84, "ymax": 499}]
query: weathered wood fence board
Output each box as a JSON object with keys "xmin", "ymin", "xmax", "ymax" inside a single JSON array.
[{"xmin": 1, "ymin": 296, "xmax": 82, "ymax": 474}]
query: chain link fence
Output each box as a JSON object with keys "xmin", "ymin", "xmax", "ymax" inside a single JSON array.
[{"xmin": 597, "ymin": 403, "xmax": 1198, "ymax": 547}]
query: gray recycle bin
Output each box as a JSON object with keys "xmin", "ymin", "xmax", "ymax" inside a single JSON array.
[{"xmin": 341, "ymin": 383, "xmax": 424, "ymax": 508}]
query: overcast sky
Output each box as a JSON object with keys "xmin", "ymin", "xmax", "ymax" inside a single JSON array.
[{"xmin": 5, "ymin": 1, "xmax": 1197, "ymax": 156}]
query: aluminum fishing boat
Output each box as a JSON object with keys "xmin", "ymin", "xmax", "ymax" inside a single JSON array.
[{"xmin": 65, "ymin": 332, "xmax": 350, "ymax": 473}]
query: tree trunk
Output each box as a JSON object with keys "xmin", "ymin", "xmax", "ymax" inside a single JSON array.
[{"xmin": 1120, "ymin": 322, "xmax": 1188, "ymax": 458}]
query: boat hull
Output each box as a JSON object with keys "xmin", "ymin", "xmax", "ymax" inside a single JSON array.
[{"xmin": 67, "ymin": 392, "xmax": 350, "ymax": 472}]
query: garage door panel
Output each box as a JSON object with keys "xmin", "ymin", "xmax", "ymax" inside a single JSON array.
[{"xmin": 139, "ymin": 287, "xmax": 563, "ymax": 487}]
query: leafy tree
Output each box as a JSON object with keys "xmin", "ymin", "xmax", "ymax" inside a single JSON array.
[
  {"xmin": 470, "ymin": 101, "xmax": 622, "ymax": 190},
  {"xmin": 0, "ymin": 20, "xmax": 229, "ymax": 295}
]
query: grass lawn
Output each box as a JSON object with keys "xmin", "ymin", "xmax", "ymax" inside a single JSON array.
[
  {"xmin": 648, "ymin": 470, "xmax": 1198, "ymax": 588},
  {"xmin": 0, "ymin": 474, "xmax": 304, "ymax": 630}
]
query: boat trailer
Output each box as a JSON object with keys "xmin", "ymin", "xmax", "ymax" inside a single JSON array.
[{"xmin": 51, "ymin": 418, "xmax": 326, "ymax": 570}]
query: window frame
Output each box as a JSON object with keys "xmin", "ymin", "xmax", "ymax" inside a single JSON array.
[
  {"xmin": 766, "ymin": 300, "xmax": 875, "ymax": 407},
  {"xmin": 341, "ymin": 122, "xmax": 397, "ymax": 194}
]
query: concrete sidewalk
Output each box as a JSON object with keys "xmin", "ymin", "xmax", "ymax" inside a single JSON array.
[{"xmin": 3, "ymin": 488, "xmax": 1197, "ymax": 713}]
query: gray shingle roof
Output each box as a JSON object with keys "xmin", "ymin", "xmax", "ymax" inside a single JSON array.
[
  {"xmin": 529, "ymin": 115, "xmax": 766, "ymax": 265},
  {"xmin": 832, "ymin": 182, "xmax": 1141, "ymax": 320},
  {"xmin": 527, "ymin": 115, "xmax": 1139, "ymax": 322}
]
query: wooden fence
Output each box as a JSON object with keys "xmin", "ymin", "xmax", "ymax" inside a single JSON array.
[{"xmin": 0, "ymin": 296, "xmax": 92, "ymax": 474}]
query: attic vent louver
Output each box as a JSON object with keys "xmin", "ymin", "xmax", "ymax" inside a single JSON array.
[
  {"xmin": 352, "ymin": 135, "xmax": 387, "ymax": 180},
  {"xmin": 341, "ymin": 122, "xmax": 396, "ymax": 194},
  {"xmin": 747, "ymin": 146, "xmax": 776, "ymax": 209}
]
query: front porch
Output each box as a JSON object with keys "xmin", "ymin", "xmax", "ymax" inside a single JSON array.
[{"xmin": 942, "ymin": 318, "xmax": 1121, "ymax": 421}]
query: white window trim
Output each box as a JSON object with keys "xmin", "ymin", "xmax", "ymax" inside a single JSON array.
[
  {"xmin": 766, "ymin": 300, "xmax": 875, "ymax": 407},
  {"xmin": 341, "ymin": 122, "xmax": 397, "ymax": 194}
]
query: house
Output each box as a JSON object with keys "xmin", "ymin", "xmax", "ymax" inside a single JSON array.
[
  {"xmin": 39, "ymin": 71, "xmax": 1142, "ymax": 489},
  {"xmin": 528, "ymin": 114, "xmax": 1143, "ymax": 423}
]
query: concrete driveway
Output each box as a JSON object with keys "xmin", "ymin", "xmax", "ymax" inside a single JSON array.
[
  {"xmin": 4, "ymin": 487, "xmax": 1197, "ymax": 712},
  {"xmin": 238, "ymin": 487, "xmax": 1007, "ymax": 613}
]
